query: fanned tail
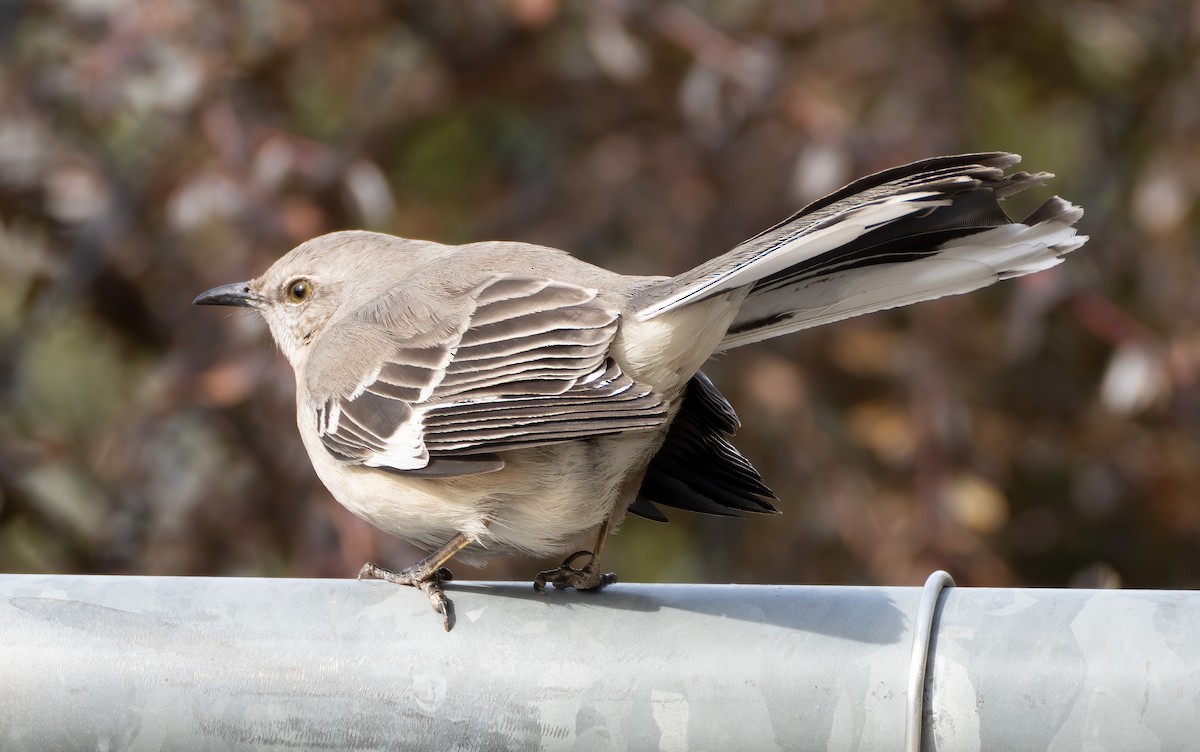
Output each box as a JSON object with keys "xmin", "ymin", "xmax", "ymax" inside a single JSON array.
[{"xmin": 633, "ymin": 153, "xmax": 1087, "ymax": 350}]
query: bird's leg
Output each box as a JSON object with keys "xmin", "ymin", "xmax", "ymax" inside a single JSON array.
[
  {"xmin": 533, "ymin": 518, "xmax": 618, "ymax": 594},
  {"xmin": 358, "ymin": 532, "xmax": 471, "ymax": 631}
]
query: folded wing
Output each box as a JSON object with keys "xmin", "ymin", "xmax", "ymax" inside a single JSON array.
[{"xmin": 308, "ymin": 277, "xmax": 667, "ymax": 476}]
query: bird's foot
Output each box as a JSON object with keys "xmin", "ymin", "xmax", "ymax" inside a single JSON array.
[
  {"xmin": 358, "ymin": 561, "xmax": 456, "ymax": 631},
  {"xmin": 533, "ymin": 550, "xmax": 617, "ymax": 594}
]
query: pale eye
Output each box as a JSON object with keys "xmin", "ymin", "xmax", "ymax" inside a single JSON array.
[{"xmin": 286, "ymin": 278, "xmax": 313, "ymax": 304}]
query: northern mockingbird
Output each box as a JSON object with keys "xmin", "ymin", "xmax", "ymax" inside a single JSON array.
[{"xmin": 195, "ymin": 153, "xmax": 1086, "ymax": 629}]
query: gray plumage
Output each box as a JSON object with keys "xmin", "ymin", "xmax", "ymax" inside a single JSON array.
[{"xmin": 195, "ymin": 152, "xmax": 1086, "ymax": 585}]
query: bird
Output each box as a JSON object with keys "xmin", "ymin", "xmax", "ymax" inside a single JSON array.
[{"xmin": 194, "ymin": 152, "xmax": 1086, "ymax": 629}]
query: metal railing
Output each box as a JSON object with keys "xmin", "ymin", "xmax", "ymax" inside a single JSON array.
[{"xmin": 1, "ymin": 573, "xmax": 1195, "ymax": 751}]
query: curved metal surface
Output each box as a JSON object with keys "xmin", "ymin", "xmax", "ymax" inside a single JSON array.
[
  {"xmin": 923, "ymin": 586, "xmax": 1200, "ymax": 752},
  {"xmin": 0, "ymin": 575, "xmax": 1196, "ymax": 751}
]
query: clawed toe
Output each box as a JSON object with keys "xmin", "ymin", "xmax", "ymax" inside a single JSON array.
[
  {"xmin": 358, "ymin": 560, "xmax": 457, "ymax": 631},
  {"xmin": 533, "ymin": 551, "xmax": 617, "ymax": 594},
  {"xmin": 416, "ymin": 578, "xmax": 454, "ymax": 631}
]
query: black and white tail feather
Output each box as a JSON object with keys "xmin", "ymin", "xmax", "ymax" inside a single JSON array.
[
  {"xmin": 634, "ymin": 152, "xmax": 1085, "ymax": 346},
  {"xmin": 631, "ymin": 152, "xmax": 1085, "ymax": 521}
]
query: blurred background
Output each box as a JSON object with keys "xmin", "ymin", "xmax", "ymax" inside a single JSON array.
[{"xmin": 1, "ymin": 0, "xmax": 1198, "ymax": 590}]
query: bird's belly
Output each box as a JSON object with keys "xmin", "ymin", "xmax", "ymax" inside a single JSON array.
[{"xmin": 300, "ymin": 426, "xmax": 667, "ymax": 565}]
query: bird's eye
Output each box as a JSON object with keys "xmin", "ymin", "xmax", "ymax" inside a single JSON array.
[{"xmin": 286, "ymin": 278, "xmax": 313, "ymax": 303}]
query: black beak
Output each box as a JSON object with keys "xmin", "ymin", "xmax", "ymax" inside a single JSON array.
[{"xmin": 193, "ymin": 281, "xmax": 257, "ymax": 308}]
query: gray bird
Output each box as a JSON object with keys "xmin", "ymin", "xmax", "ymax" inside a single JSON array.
[{"xmin": 195, "ymin": 153, "xmax": 1085, "ymax": 629}]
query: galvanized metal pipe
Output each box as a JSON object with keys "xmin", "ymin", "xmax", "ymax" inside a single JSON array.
[{"xmin": 1, "ymin": 575, "xmax": 1195, "ymax": 751}]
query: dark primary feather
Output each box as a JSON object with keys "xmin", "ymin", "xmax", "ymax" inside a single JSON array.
[
  {"xmin": 313, "ymin": 276, "xmax": 668, "ymax": 474},
  {"xmin": 750, "ymin": 152, "xmax": 1021, "ymax": 240},
  {"xmin": 630, "ymin": 371, "xmax": 778, "ymax": 522},
  {"xmin": 739, "ymin": 162, "xmax": 1051, "ymax": 297}
]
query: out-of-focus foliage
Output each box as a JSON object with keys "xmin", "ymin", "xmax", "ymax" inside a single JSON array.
[{"xmin": 1, "ymin": 0, "xmax": 1198, "ymax": 589}]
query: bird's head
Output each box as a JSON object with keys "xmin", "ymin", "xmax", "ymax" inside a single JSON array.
[{"xmin": 194, "ymin": 230, "xmax": 448, "ymax": 367}]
